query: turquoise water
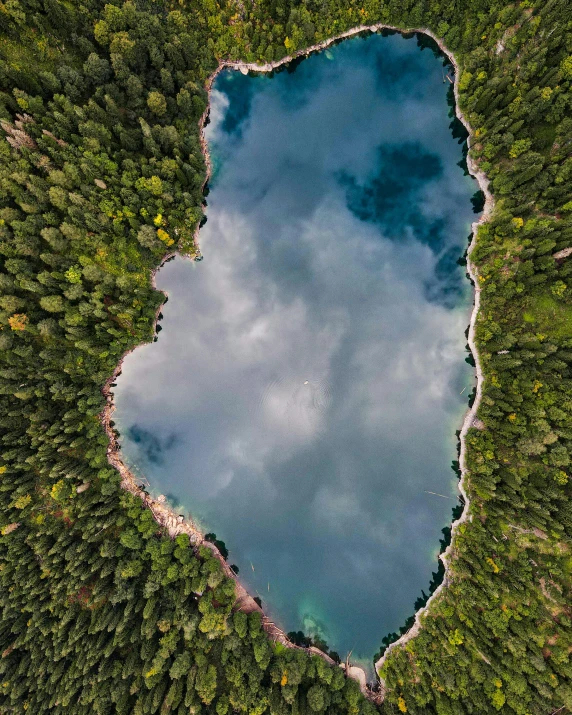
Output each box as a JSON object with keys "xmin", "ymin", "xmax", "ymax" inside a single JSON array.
[{"xmin": 114, "ymin": 32, "xmax": 477, "ymax": 669}]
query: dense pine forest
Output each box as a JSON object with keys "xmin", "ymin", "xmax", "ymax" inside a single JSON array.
[{"xmin": 0, "ymin": 0, "xmax": 571, "ymax": 713}]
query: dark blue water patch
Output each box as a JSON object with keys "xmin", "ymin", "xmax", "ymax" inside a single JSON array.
[
  {"xmin": 126, "ymin": 425, "xmax": 178, "ymax": 466},
  {"xmin": 371, "ymin": 44, "xmax": 431, "ymax": 100},
  {"xmin": 216, "ymin": 71, "xmax": 259, "ymax": 138},
  {"xmin": 340, "ymin": 140, "xmax": 471, "ymax": 307},
  {"xmin": 339, "ymin": 142, "xmax": 444, "ymax": 248}
]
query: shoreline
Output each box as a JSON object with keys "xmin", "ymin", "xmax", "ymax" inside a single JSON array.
[
  {"xmin": 371, "ymin": 28, "xmax": 492, "ymax": 685},
  {"xmin": 101, "ymin": 260, "xmax": 333, "ymax": 662},
  {"xmin": 102, "ymin": 23, "xmax": 492, "ymax": 704}
]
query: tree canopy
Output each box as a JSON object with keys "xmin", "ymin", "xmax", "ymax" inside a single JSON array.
[{"xmin": 1, "ymin": 0, "xmax": 572, "ymax": 713}]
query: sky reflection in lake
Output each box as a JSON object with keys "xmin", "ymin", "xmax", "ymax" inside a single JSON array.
[{"xmin": 114, "ymin": 32, "xmax": 477, "ymax": 667}]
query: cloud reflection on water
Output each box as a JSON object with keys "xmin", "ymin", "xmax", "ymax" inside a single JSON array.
[{"xmin": 115, "ymin": 33, "xmax": 476, "ymax": 666}]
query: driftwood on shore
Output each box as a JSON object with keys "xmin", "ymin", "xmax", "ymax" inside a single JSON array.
[{"xmin": 101, "ymin": 22, "xmax": 492, "ymax": 702}]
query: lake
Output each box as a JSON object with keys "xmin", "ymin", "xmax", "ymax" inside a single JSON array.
[{"xmin": 114, "ymin": 31, "xmax": 477, "ymax": 670}]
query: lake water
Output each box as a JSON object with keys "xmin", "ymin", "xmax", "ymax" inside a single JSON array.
[{"xmin": 114, "ymin": 32, "xmax": 477, "ymax": 669}]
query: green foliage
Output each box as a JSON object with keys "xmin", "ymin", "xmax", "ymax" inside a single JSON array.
[
  {"xmin": 0, "ymin": 0, "xmax": 571, "ymax": 714},
  {"xmin": 147, "ymin": 91, "xmax": 168, "ymax": 116}
]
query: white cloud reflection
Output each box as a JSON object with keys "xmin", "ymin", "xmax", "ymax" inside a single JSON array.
[{"xmin": 115, "ymin": 33, "xmax": 476, "ymax": 664}]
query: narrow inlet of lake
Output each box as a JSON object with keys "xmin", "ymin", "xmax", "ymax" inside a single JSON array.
[{"xmin": 114, "ymin": 32, "xmax": 478, "ymax": 671}]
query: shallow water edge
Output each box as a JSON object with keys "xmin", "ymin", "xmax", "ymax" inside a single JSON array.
[{"xmin": 101, "ymin": 24, "xmax": 493, "ymax": 702}]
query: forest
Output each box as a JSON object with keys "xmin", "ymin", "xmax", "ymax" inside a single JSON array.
[{"xmin": 0, "ymin": 0, "xmax": 571, "ymax": 713}]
